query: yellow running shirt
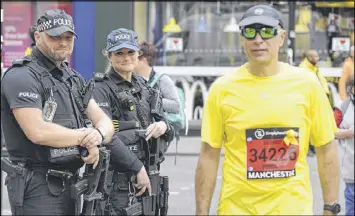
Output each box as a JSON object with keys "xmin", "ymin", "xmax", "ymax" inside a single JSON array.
[{"xmin": 201, "ymin": 62, "xmax": 337, "ymax": 215}]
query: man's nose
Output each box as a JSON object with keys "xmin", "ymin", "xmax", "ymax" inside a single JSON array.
[{"xmin": 253, "ymin": 33, "xmax": 263, "ymax": 44}]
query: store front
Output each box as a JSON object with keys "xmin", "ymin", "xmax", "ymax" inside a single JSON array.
[
  {"xmin": 1, "ymin": 1, "xmax": 354, "ymax": 78},
  {"xmin": 145, "ymin": 1, "xmax": 354, "ymax": 67}
]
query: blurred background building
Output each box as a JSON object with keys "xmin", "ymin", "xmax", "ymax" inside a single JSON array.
[{"xmin": 1, "ymin": 1, "xmax": 354, "ymax": 122}]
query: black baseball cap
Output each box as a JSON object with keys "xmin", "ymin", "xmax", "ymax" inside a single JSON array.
[
  {"xmin": 36, "ymin": 9, "xmax": 78, "ymax": 38},
  {"xmin": 239, "ymin": 5, "xmax": 283, "ymax": 28},
  {"xmin": 105, "ymin": 28, "xmax": 140, "ymax": 52}
]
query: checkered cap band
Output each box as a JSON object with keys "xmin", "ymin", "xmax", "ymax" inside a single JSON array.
[
  {"xmin": 37, "ymin": 20, "xmax": 53, "ymax": 32},
  {"xmin": 37, "ymin": 18, "xmax": 74, "ymax": 32}
]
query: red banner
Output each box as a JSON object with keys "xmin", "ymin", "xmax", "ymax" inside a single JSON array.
[{"xmin": 2, "ymin": 2, "xmax": 33, "ymax": 68}]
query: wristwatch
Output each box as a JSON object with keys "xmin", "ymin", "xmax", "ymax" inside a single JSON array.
[
  {"xmin": 324, "ymin": 203, "xmax": 341, "ymax": 214},
  {"xmin": 96, "ymin": 127, "xmax": 107, "ymax": 142}
]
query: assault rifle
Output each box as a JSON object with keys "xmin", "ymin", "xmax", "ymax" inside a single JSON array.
[
  {"xmin": 70, "ymin": 146, "xmax": 111, "ymax": 216},
  {"xmin": 120, "ymin": 130, "xmax": 169, "ymax": 216},
  {"xmin": 72, "ymin": 127, "xmax": 169, "ymax": 215}
]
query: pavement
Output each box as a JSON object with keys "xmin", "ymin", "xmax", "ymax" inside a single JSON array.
[{"xmin": 1, "ymin": 136, "xmax": 347, "ymax": 215}]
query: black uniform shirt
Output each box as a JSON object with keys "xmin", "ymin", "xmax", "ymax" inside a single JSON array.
[{"xmin": 1, "ymin": 47, "xmax": 86, "ymax": 164}]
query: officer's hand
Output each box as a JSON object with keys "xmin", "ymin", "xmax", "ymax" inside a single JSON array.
[
  {"xmin": 145, "ymin": 121, "xmax": 167, "ymax": 140},
  {"xmin": 79, "ymin": 128, "xmax": 102, "ymax": 150},
  {"xmin": 81, "ymin": 146, "xmax": 100, "ymax": 169},
  {"xmin": 134, "ymin": 166, "xmax": 151, "ymax": 196}
]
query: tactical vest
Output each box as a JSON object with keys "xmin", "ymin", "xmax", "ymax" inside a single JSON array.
[
  {"xmin": 2, "ymin": 56, "xmax": 85, "ymax": 169},
  {"xmin": 95, "ymin": 73, "xmax": 155, "ymax": 125},
  {"xmin": 94, "ymin": 73, "xmax": 156, "ymax": 158}
]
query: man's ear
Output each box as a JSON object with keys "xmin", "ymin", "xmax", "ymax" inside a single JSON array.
[
  {"xmin": 34, "ymin": 31, "xmax": 40, "ymax": 42},
  {"xmin": 279, "ymin": 34, "xmax": 286, "ymax": 47}
]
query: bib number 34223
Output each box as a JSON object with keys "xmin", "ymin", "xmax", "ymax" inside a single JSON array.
[{"xmin": 246, "ymin": 127, "xmax": 300, "ymax": 180}]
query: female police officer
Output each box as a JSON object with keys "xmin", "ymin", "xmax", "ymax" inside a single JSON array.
[{"xmin": 93, "ymin": 28, "xmax": 175, "ymax": 215}]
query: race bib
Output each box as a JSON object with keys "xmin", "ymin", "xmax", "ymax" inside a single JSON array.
[{"xmin": 246, "ymin": 127, "xmax": 300, "ymax": 180}]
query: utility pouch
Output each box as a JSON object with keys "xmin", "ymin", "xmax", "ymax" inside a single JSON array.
[
  {"xmin": 46, "ymin": 169, "xmax": 74, "ymax": 196},
  {"xmin": 46, "ymin": 174, "xmax": 66, "ymax": 196},
  {"xmin": 47, "ymin": 146, "xmax": 82, "ymax": 164},
  {"xmin": 47, "ymin": 119, "xmax": 82, "ymax": 164}
]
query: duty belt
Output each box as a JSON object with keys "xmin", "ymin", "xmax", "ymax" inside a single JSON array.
[{"xmin": 26, "ymin": 165, "xmax": 76, "ymax": 180}]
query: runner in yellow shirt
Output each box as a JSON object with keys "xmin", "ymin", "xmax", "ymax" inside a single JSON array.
[{"xmin": 195, "ymin": 4, "xmax": 341, "ymax": 216}]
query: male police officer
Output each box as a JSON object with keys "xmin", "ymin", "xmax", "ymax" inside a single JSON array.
[
  {"xmin": 1, "ymin": 9, "xmax": 115, "ymax": 215},
  {"xmin": 93, "ymin": 28, "xmax": 175, "ymax": 215}
]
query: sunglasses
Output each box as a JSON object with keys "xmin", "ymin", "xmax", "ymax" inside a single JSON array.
[{"xmin": 241, "ymin": 26, "xmax": 283, "ymax": 40}]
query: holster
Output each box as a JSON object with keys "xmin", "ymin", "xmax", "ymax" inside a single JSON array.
[{"xmin": 1, "ymin": 157, "xmax": 30, "ymax": 207}]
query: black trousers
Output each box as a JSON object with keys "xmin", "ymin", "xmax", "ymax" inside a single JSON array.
[{"xmin": 6, "ymin": 170, "xmax": 76, "ymax": 215}]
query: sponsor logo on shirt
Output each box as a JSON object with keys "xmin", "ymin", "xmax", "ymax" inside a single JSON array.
[
  {"xmin": 254, "ymin": 129, "xmax": 265, "ymax": 139},
  {"xmin": 18, "ymin": 92, "xmax": 39, "ymax": 99},
  {"xmin": 247, "ymin": 170, "xmax": 296, "ymax": 179}
]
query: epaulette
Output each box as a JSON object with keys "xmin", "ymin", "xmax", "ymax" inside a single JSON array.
[
  {"xmin": 93, "ymin": 72, "xmax": 106, "ymax": 82},
  {"xmin": 12, "ymin": 56, "xmax": 32, "ymax": 67},
  {"xmin": 135, "ymin": 74, "xmax": 147, "ymax": 83},
  {"xmin": 135, "ymin": 74, "xmax": 149, "ymax": 86},
  {"xmin": 135, "ymin": 75, "xmax": 154, "ymax": 93}
]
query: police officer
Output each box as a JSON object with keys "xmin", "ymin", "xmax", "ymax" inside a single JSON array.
[
  {"xmin": 93, "ymin": 28, "xmax": 175, "ymax": 215},
  {"xmin": 0, "ymin": 9, "xmax": 115, "ymax": 215}
]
